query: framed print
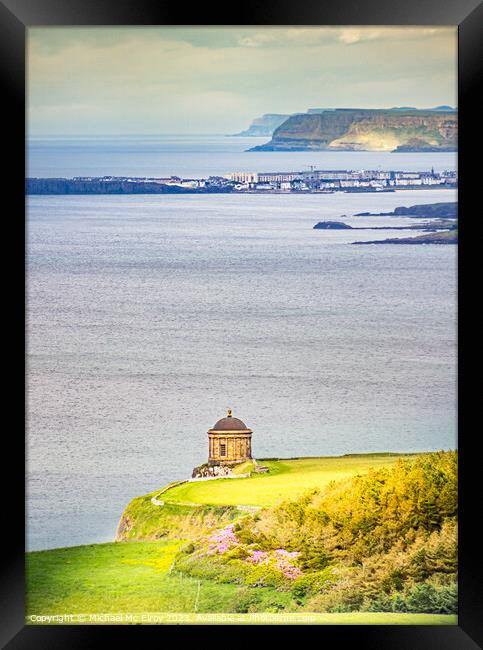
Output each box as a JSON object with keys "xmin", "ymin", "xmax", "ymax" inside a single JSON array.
[{"xmin": 1, "ymin": 0, "xmax": 482, "ymax": 646}]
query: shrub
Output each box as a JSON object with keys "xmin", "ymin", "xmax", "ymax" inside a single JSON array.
[
  {"xmin": 290, "ymin": 568, "xmax": 335, "ymax": 602},
  {"xmin": 404, "ymin": 582, "xmax": 457, "ymax": 614},
  {"xmin": 182, "ymin": 542, "xmax": 195, "ymax": 555},
  {"xmin": 236, "ymin": 451, "xmax": 457, "ymax": 567},
  {"xmin": 365, "ymin": 581, "xmax": 457, "ymax": 614},
  {"xmin": 232, "ymin": 587, "xmax": 293, "ymax": 613}
]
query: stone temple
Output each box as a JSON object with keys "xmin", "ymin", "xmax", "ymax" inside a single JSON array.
[{"xmin": 207, "ymin": 409, "xmax": 252, "ymax": 465}]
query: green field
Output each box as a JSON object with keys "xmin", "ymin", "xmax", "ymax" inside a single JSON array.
[
  {"xmin": 27, "ymin": 540, "xmax": 240, "ymax": 617},
  {"xmin": 161, "ymin": 454, "xmax": 415, "ymax": 507},
  {"xmin": 26, "ymin": 540, "xmax": 456, "ymax": 625}
]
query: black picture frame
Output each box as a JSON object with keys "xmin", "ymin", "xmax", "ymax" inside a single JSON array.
[{"xmin": 1, "ymin": 0, "xmax": 481, "ymax": 646}]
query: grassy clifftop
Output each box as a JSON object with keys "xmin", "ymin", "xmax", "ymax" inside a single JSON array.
[{"xmin": 116, "ymin": 454, "xmax": 414, "ymax": 542}]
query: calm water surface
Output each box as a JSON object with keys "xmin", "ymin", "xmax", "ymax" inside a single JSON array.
[
  {"xmin": 27, "ymin": 140, "xmax": 457, "ymax": 550},
  {"xmin": 28, "ymin": 134, "xmax": 457, "ymax": 178}
]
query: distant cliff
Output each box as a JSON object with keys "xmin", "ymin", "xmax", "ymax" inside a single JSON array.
[
  {"xmin": 249, "ymin": 109, "xmax": 457, "ymax": 152},
  {"xmin": 234, "ymin": 113, "xmax": 291, "ymax": 136}
]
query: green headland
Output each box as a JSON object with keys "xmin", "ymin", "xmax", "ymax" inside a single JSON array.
[
  {"xmin": 26, "ymin": 452, "xmax": 457, "ymax": 625},
  {"xmin": 116, "ymin": 454, "xmax": 415, "ymax": 541}
]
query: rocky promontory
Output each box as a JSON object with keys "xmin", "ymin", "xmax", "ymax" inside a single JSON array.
[
  {"xmin": 249, "ymin": 109, "xmax": 457, "ymax": 152},
  {"xmin": 234, "ymin": 113, "xmax": 291, "ymax": 136},
  {"xmin": 313, "ymin": 221, "xmax": 353, "ymax": 229},
  {"xmin": 313, "ymin": 221, "xmax": 455, "ymax": 232},
  {"xmin": 354, "ymin": 230, "xmax": 458, "ymax": 245},
  {"xmin": 26, "ymin": 178, "xmax": 233, "ymax": 195},
  {"xmin": 314, "ymin": 201, "xmax": 458, "ymax": 244},
  {"xmin": 355, "ymin": 202, "xmax": 458, "ymax": 219}
]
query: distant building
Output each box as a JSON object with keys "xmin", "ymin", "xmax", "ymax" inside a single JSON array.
[
  {"xmin": 221, "ymin": 167, "xmax": 456, "ymax": 193},
  {"xmin": 340, "ymin": 179, "xmax": 360, "ymax": 188},
  {"xmin": 254, "ymin": 182, "xmax": 275, "ymax": 191},
  {"xmin": 257, "ymin": 171, "xmax": 300, "ymax": 183},
  {"xmin": 207, "ymin": 409, "xmax": 252, "ymax": 465},
  {"xmin": 394, "ymin": 178, "xmax": 423, "ymax": 186},
  {"xmin": 173, "ymin": 179, "xmax": 205, "ymax": 188},
  {"xmin": 224, "ymin": 171, "xmax": 259, "ymax": 184},
  {"xmin": 301, "ymin": 170, "xmax": 352, "ymax": 181}
]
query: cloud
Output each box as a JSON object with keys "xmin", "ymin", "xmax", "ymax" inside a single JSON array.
[
  {"xmin": 237, "ymin": 33, "xmax": 277, "ymax": 48},
  {"xmin": 235, "ymin": 27, "xmax": 446, "ymax": 48},
  {"xmin": 338, "ymin": 27, "xmax": 441, "ymax": 45},
  {"xmin": 27, "ymin": 27, "xmax": 457, "ymax": 135}
]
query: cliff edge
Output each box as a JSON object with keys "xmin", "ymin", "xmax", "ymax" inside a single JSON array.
[{"xmin": 249, "ymin": 109, "xmax": 457, "ymax": 152}]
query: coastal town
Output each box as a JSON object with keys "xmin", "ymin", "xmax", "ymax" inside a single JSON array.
[
  {"xmin": 223, "ymin": 167, "xmax": 457, "ymax": 192},
  {"xmin": 27, "ymin": 167, "xmax": 457, "ymax": 195}
]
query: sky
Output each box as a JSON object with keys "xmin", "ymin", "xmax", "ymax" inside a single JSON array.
[{"xmin": 27, "ymin": 27, "xmax": 457, "ymax": 136}]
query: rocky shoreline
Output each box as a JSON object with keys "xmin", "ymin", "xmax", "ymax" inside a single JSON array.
[
  {"xmin": 354, "ymin": 231, "xmax": 457, "ymax": 245},
  {"xmin": 313, "ymin": 202, "xmax": 458, "ymax": 245},
  {"xmin": 313, "ymin": 220, "xmax": 454, "ymax": 232},
  {"xmin": 355, "ymin": 202, "xmax": 457, "ymax": 219}
]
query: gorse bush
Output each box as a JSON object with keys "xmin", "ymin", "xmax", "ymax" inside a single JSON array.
[
  {"xmin": 235, "ymin": 451, "xmax": 457, "ymax": 565},
  {"xmin": 403, "ymin": 581, "xmax": 457, "ymax": 614},
  {"xmin": 304, "ymin": 520, "xmax": 457, "ymax": 613},
  {"xmin": 290, "ymin": 567, "xmax": 336, "ymax": 602}
]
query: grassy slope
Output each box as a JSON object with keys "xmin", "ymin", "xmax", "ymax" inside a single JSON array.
[
  {"xmin": 116, "ymin": 454, "xmax": 418, "ymax": 542},
  {"xmin": 26, "ymin": 540, "xmax": 455, "ymax": 624},
  {"xmin": 161, "ymin": 454, "xmax": 414, "ymax": 507},
  {"xmin": 116, "ymin": 501, "xmax": 241, "ymax": 542},
  {"xmin": 27, "ymin": 540, "xmax": 240, "ymax": 615}
]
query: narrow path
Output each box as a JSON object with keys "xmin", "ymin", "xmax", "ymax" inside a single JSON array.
[{"xmin": 150, "ymin": 496, "xmax": 260, "ymax": 512}]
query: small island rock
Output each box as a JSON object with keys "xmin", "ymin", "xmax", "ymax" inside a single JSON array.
[{"xmin": 313, "ymin": 221, "xmax": 353, "ymax": 230}]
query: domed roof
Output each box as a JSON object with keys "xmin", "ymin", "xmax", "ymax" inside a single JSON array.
[{"xmin": 209, "ymin": 409, "xmax": 252, "ymax": 432}]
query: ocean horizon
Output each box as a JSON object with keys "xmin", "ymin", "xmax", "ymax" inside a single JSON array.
[{"xmin": 27, "ymin": 134, "xmax": 457, "ymax": 180}]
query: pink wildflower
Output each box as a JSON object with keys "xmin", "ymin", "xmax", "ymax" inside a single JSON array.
[
  {"xmin": 246, "ymin": 547, "xmax": 302, "ymax": 579},
  {"xmin": 247, "ymin": 550, "xmax": 270, "ymax": 565},
  {"xmin": 207, "ymin": 524, "xmax": 238, "ymax": 555}
]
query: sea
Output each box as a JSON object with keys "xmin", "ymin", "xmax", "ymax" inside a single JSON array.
[{"xmin": 27, "ymin": 135, "xmax": 457, "ymax": 550}]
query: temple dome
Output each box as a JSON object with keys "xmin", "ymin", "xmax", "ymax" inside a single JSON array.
[{"xmin": 210, "ymin": 409, "xmax": 251, "ymax": 432}]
